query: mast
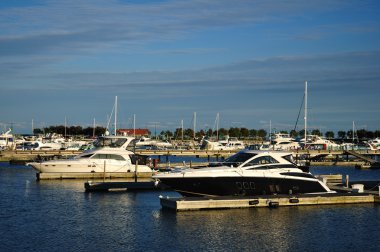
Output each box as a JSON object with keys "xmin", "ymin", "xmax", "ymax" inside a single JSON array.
[
  {"xmin": 269, "ymin": 120, "xmax": 272, "ymax": 144},
  {"xmin": 193, "ymin": 112, "xmax": 196, "ymax": 139},
  {"xmin": 181, "ymin": 119, "xmax": 184, "ymax": 143},
  {"xmin": 64, "ymin": 116, "xmax": 67, "ymax": 139},
  {"xmin": 352, "ymin": 121, "xmax": 355, "ymax": 143},
  {"xmin": 93, "ymin": 118, "xmax": 96, "ymax": 138},
  {"xmin": 32, "ymin": 119, "xmax": 34, "ymax": 135},
  {"xmin": 133, "ymin": 114, "xmax": 136, "ymax": 139},
  {"xmin": 304, "ymin": 81, "xmax": 308, "ymax": 147},
  {"xmin": 216, "ymin": 113, "xmax": 219, "ymax": 140},
  {"xmin": 114, "ymin": 96, "xmax": 118, "ymax": 135}
]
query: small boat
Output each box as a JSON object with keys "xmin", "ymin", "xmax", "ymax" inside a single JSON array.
[
  {"xmin": 153, "ymin": 150, "xmax": 333, "ymax": 197},
  {"xmin": 28, "ymin": 136, "xmax": 152, "ymax": 174}
]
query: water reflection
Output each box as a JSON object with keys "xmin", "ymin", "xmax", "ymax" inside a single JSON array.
[{"xmin": 1, "ymin": 163, "xmax": 380, "ymax": 251}]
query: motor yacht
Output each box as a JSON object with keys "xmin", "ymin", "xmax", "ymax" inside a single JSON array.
[
  {"xmin": 28, "ymin": 136, "xmax": 152, "ymax": 174},
  {"xmin": 153, "ymin": 150, "xmax": 333, "ymax": 197},
  {"xmin": 302, "ymin": 135, "xmax": 341, "ymax": 150},
  {"xmin": 0, "ymin": 129, "xmax": 15, "ymax": 150},
  {"xmin": 200, "ymin": 136, "xmax": 245, "ymax": 151},
  {"xmin": 271, "ymin": 133, "xmax": 300, "ymax": 150}
]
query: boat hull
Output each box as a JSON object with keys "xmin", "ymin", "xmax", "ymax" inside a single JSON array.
[
  {"xmin": 158, "ymin": 176, "xmax": 329, "ymax": 197},
  {"xmin": 28, "ymin": 161, "xmax": 152, "ymax": 173}
]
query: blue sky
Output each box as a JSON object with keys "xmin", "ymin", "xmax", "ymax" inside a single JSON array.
[{"xmin": 0, "ymin": 0, "xmax": 379, "ymax": 135}]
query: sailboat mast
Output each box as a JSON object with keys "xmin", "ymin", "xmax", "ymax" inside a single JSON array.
[
  {"xmin": 93, "ymin": 118, "xmax": 95, "ymax": 138},
  {"xmin": 114, "ymin": 96, "xmax": 118, "ymax": 136},
  {"xmin": 64, "ymin": 116, "xmax": 67, "ymax": 139},
  {"xmin": 133, "ymin": 114, "xmax": 136, "ymax": 139},
  {"xmin": 181, "ymin": 119, "xmax": 184, "ymax": 143},
  {"xmin": 193, "ymin": 112, "xmax": 196, "ymax": 139},
  {"xmin": 304, "ymin": 81, "xmax": 308, "ymax": 145},
  {"xmin": 216, "ymin": 112, "xmax": 219, "ymax": 140}
]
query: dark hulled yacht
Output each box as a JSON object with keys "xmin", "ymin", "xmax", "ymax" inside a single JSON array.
[{"xmin": 153, "ymin": 150, "xmax": 333, "ymax": 197}]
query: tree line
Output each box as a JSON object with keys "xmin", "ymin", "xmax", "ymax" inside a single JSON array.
[{"xmin": 34, "ymin": 125, "xmax": 380, "ymax": 141}]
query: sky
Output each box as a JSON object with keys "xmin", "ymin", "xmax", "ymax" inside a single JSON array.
[{"xmin": 0, "ymin": 0, "xmax": 380, "ymax": 135}]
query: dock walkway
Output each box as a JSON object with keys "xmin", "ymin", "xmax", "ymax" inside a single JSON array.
[{"xmin": 159, "ymin": 193, "xmax": 380, "ymax": 211}]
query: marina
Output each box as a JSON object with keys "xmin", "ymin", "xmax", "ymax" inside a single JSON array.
[{"xmin": 2, "ymin": 1, "xmax": 380, "ymax": 251}]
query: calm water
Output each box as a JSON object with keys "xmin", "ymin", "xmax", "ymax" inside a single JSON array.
[{"xmin": 1, "ymin": 163, "xmax": 380, "ymax": 252}]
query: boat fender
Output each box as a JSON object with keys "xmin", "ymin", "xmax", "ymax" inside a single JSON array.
[
  {"xmin": 289, "ymin": 198, "xmax": 299, "ymax": 204},
  {"xmin": 266, "ymin": 200, "xmax": 279, "ymax": 208},
  {"xmin": 248, "ymin": 199, "xmax": 259, "ymax": 205}
]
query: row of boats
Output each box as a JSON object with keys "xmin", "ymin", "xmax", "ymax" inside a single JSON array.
[
  {"xmin": 25, "ymin": 134, "xmax": 335, "ymax": 197},
  {"xmin": 201, "ymin": 133, "xmax": 380, "ymax": 151},
  {"xmin": 2, "ymin": 128, "xmax": 379, "ymax": 152},
  {"xmin": 0, "ymin": 129, "xmax": 173, "ymax": 151}
]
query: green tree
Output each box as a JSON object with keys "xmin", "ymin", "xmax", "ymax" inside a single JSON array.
[
  {"xmin": 184, "ymin": 128, "xmax": 194, "ymax": 139},
  {"xmin": 257, "ymin": 129, "xmax": 267, "ymax": 139},
  {"xmin": 337, "ymin": 131, "xmax": 346, "ymax": 139},
  {"xmin": 240, "ymin": 128, "xmax": 249, "ymax": 138},
  {"xmin": 249, "ymin": 129, "xmax": 257, "ymax": 138},
  {"xmin": 228, "ymin": 127, "xmax": 241, "ymax": 138},
  {"xmin": 311, "ymin": 129, "xmax": 321, "ymax": 136},
  {"xmin": 325, "ymin": 131, "xmax": 334, "ymax": 139}
]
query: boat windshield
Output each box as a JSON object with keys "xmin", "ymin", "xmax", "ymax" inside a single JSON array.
[
  {"xmin": 221, "ymin": 152, "xmax": 257, "ymax": 167},
  {"xmin": 93, "ymin": 137, "xmax": 128, "ymax": 148}
]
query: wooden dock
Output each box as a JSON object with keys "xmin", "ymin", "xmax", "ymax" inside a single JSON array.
[
  {"xmin": 1, "ymin": 149, "xmax": 379, "ymax": 163},
  {"xmin": 159, "ymin": 193, "xmax": 380, "ymax": 211}
]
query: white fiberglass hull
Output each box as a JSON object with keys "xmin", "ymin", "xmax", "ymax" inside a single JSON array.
[{"xmin": 28, "ymin": 159, "xmax": 152, "ymax": 173}]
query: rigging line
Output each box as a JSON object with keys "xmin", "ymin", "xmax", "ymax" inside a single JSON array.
[{"xmin": 294, "ymin": 94, "xmax": 305, "ymax": 133}]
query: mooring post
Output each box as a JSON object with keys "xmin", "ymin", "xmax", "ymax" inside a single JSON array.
[
  {"xmin": 103, "ymin": 160, "xmax": 106, "ymax": 182},
  {"xmin": 135, "ymin": 160, "xmax": 138, "ymax": 182},
  {"xmin": 345, "ymin": 174, "xmax": 349, "ymax": 188}
]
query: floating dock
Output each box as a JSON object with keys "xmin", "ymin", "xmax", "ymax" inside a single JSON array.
[
  {"xmin": 159, "ymin": 193, "xmax": 380, "ymax": 211},
  {"xmin": 84, "ymin": 181, "xmax": 156, "ymax": 192}
]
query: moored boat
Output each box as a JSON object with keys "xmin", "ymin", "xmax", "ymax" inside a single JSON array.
[
  {"xmin": 153, "ymin": 150, "xmax": 333, "ymax": 197},
  {"xmin": 28, "ymin": 135, "xmax": 152, "ymax": 174}
]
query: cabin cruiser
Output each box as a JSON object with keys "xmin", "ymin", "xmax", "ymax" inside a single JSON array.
[
  {"xmin": 153, "ymin": 150, "xmax": 333, "ymax": 197},
  {"xmin": 0, "ymin": 129, "xmax": 15, "ymax": 150},
  {"xmin": 271, "ymin": 133, "xmax": 300, "ymax": 150},
  {"xmin": 302, "ymin": 135, "xmax": 341, "ymax": 150},
  {"xmin": 200, "ymin": 136, "xmax": 245, "ymax": 151},
  {"xmin": 368, "ymin": 138, "xmax": 380, "ymax": 150},
  {"xmin": 28, "ymin": 136, "xmax": 152, "ymax": 174},
  {"xmin": 135, "ymin": 136, "xmax": 173, "ymax": 150}
]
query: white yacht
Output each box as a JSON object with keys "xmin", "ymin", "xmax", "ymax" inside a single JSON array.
[
  {"xmin": 153, "ymin": 150, "xmax": 333, "ymax": 197},
  {"xmin": 0, "ymin": 129, "xmax": 15, "ymax": 150},
  {"xmin": 271, "ymin": 133, "xmax": 300, "ymax": 151},
  {"xmin": 28, "ymin": 136, "xmax": 152, "ymax": 174},
  {"xmin": 302, "ymin": 135, "xmax": 341, "ymax": 150},
  {"xmin": 368, "ymin": 138, "xmax": 380, "ymax": 150},
  {"xmin": 200, "ymin": 136, "xmax": 245, "ymax": 151},
  {"xmin": 135, "ymin": 136, "xmax": 173, "ymax": 149}
]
